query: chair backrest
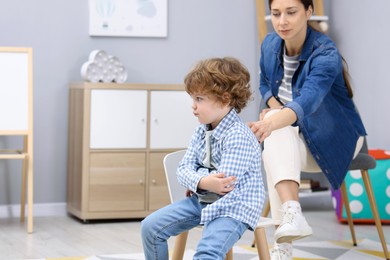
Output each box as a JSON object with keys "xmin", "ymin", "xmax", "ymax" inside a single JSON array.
[
  {"xmin": 360, "ymin": 136, "xmax": 369, "ymax": 154},
  {"xmin": 163, "ymin": 150, "xmax": 187, "ymax": 203}
]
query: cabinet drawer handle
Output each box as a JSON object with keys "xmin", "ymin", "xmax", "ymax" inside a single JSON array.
[
  {"xmin": 139, "ymin": 180, "xmax": 144, "ymax": 185},
  {"xmin": 152, "ymin": 179, "xmax": 156, "ymax": 184}
]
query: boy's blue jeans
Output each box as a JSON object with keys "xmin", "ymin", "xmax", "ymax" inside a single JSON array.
[{"xmin": 141, "ymin": 194, "xmax": 248, "ymax": 260}]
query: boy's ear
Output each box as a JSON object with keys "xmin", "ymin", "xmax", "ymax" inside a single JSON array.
[{"xmin": 221, "ymin": 92, "xmax": 232, "ymax": 105}]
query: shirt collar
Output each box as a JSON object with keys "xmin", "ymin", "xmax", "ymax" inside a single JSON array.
[{"xmin": 200, "ymin": 109, "xmax": 239, "ymax": 140}]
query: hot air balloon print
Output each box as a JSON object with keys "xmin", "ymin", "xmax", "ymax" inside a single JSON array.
[{"xmin": 95, "ymin": 0, "xmax": 116, "ymax": 29}]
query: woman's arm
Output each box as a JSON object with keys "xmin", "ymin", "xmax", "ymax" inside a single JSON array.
[
  {"xmin": 249, "ymin": 107, "xmax": 297, "ymax": 143},
  {"xmin": 267, "ymin": 96, "xmax": 284, "ymax": 109}
]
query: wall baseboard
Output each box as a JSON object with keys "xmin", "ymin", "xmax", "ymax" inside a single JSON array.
[
  {"xmin": 0, "ymin": 203, "xmax": 67, "ymax": 218},
  {"xmin": 0, "ymin": 199, "xmax": 333, "ymax": 219}
]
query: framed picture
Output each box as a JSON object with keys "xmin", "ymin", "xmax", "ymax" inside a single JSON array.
[{"xmin": 89, "ymin": 0, "xmax": 168, "ymax": 37}]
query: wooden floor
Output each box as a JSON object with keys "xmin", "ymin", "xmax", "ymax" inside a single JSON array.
[{"xmin": 0, "ymin": 210, "xmax": 389, "ymax": 259}]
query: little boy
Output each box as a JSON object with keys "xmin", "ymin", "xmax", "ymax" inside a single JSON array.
[{"xmin": 141, "ymin": 57, "xmax": 265, "ymax": 259}]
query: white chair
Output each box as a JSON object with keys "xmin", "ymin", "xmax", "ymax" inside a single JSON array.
[
  {"xmin": 164, "ymin": 150, "xmax": 188, "ymax": 205},
  {"xmin": 163, "ymin": 150, "xmax": 273, "ymax": 260}
]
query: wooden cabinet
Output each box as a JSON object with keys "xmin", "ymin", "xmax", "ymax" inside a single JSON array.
[
  {"xmin": 67, "ymin": 83, "xmax": 198, "ymax": 221},
  {"xmin": 149, "ymin": 152, "xmax": 170, "ymax": 211},
  {"xmin": 90, "ymin": 89, "xmax": 147, "ymax": 149},
  {"xmin": 88, "ymin": 152, "xmax": 146, "ymax": 212},
  {"xmin": 149, "ymin": 91, "xmax": 197, "ymax": 149}
]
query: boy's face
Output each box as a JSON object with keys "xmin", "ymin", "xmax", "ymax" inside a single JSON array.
[{"xmin": 190, "ymin": 92, "xmax": 231, "ymax": 130}]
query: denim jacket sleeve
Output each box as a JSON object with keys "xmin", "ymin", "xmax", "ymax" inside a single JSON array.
[
  {"xmin": 259, "ymin": 29, "xmax": 344, "ymax": 123},
  {"xmin": 259, "ymin": 39, "xmax": 273, "ymax": 107},
  {"xmin": 285, "ymin": 43, "xmax": 343, "ymax": 124}
]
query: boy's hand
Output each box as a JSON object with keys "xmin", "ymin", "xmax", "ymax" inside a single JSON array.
[
  {"xmin": 198, "ymin": 173, "xmax": 237, "ymax": 195},
  {"xmin": 186, "ymin": 189, "xmax": 193, "ymax": 197}
]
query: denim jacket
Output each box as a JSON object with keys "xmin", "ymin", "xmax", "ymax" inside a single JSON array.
[{"xmin": 259, "ymin": 27, "xmax": 367, "ymax": 189}]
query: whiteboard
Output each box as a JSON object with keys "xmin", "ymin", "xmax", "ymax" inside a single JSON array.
[{"xmin": 0, "ymin": 47, "xmax": 32, "ymax": 133}]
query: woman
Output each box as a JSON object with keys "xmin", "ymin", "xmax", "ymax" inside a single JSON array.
[{"xmin": 248, "ymin": 0, "xmax": 366, "ymax": 259}]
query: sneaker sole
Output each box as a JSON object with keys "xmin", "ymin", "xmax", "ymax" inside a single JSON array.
[{"xmin": 275, "ymin": 229, "xmax": 313, "ymax": 244}]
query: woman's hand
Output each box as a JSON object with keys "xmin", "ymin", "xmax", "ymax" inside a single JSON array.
[
  {"xmin": 248, "ymin": 106, "xmax": 296, "ymax": 143},
  {"xmin": 248, "ymin": 118, "xmax": 274, "ymax": 143},
  {"xmin": 259, "ymin": 108, "xmax": 271, "ymax": 120}
]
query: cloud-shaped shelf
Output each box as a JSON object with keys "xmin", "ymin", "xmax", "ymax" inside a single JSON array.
[{"xmin": 81, "ymin": 49, "xmax": 127, "ymax": 83}]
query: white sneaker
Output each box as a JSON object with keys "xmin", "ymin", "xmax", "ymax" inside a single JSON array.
[
  {"xmin": 274, "ymin": 208, "xmax": 313, "ymax": 243},
  {"xmin": 270, "ymin": 243, "xmax": 293, "ymax": 260}
]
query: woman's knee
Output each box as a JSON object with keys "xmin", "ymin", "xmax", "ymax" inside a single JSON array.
[{"xmin": 263, "ymin": 108, "xmax": 282, "ymax": 119}]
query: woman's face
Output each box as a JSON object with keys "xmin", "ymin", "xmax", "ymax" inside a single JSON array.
[{"xmin": 270, "ymin": 0, "xmax": 312, "ymax": 45}]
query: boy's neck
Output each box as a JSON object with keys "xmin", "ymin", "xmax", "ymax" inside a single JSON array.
[{"xmin": 209, "ymin": 107, "xmax": 233, "ymax": 130}]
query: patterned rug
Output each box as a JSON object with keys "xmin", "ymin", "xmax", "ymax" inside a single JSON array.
[{"xmin": 30, "ymin": 238, "xmax": 388, "ymax": 260}]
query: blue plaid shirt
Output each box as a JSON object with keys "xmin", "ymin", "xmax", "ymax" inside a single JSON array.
[{"xmin": 177, "ymin": 109, "xmax": 265, "ymax": 230}]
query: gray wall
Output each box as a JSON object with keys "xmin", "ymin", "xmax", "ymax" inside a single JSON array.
[
  {"xmin": 328, "ymin": 0, "xmax": 390, "ymax": 151},
  {"xmin": 0, "ymin": 0, "xmax": 389, "ymax": 206},
  {"xmin": 0, "ymin": 0, "xmax": 261, "ymax": 205}
]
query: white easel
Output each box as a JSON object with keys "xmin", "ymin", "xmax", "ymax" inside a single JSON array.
[{"xmin": 0, "ymin": 47, "xmax": 34, "ymax": 233}]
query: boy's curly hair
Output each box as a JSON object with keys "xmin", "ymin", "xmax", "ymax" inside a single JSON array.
[{"xmin": 184, "ymin": 57, "xmax": 252, "ymax": 113}]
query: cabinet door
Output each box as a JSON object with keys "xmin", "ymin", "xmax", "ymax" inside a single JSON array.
[
  {"xmin": 150, "ymin": 91, "xmax": 199, "ymax": 149},
  {"xmin": 90, "ymin": 89, "xmax": 147, "ymax": 149},
  {"xmin": 88, "ymin": 152, "xmax": 146, "ymax": 212},
  {"xmin": 149, "ymin": 152, "xmax": 171, "ymax": 211}
]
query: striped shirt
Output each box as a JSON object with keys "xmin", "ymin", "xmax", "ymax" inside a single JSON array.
[
  {"xmin": 177, "ymin": 109, "xmax": 265, "ymax": 230},
  {"xmin": 278, "ymin": 48, "xmax": 300, "ymax": 104}
]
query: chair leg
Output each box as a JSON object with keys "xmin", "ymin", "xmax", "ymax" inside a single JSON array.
[
  {"xmin": 252, "ymin": 200, "xmax": 271, "ymax": 247},
  {"xmin": 225, "ymin": 248, "xmax": 233, "ymax": 260},
  {"xmin": 172, "ymin": 231, "xmax": 189, "ymax": 260},
  {"xmin": 254, "ymin": 227, "xmax": 271, "ymax": 260},
  {"xmin": 20, "ymin": 157, "xmax": 28, "ymax": 223},
  {"xmin": 27, "ymin": 155, "xmax": 33, "ymax": 234},
  {"xmin": 340, "ymin": 181, "xmax": 357, "ymax": 246},
  {"xmin": 361, "ymin": 169, "xmax": 390, "ymax": 260},
  {"xmin": 20, "ymin": 135, "xmax": 29, "ymax": 223},
  {"xmin": 262, "ymin": 200, "xmax": 271, "ymax": 218}
]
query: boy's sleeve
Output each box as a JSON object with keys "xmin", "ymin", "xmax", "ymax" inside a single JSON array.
[
  {"xmin": 176, "ymin": 128, "xmax": 210, "ymax": 192},
  {"xmin": 217, "ymin": 129, "xmax": 259, "ymax": 180}
]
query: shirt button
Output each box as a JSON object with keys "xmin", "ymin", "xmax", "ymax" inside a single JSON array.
[
  {"xmin": 316, "ymin": 155, "xmax": 320, "ymax": 160},
  {"xmin": 276, "ymin": 80, "xmax": 279, "ymax": 83}
]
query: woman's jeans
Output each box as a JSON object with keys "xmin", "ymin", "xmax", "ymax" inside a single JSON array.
[{"xmin": 141, "ymin": 194, "xmax": 248, "ymax": 260}]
